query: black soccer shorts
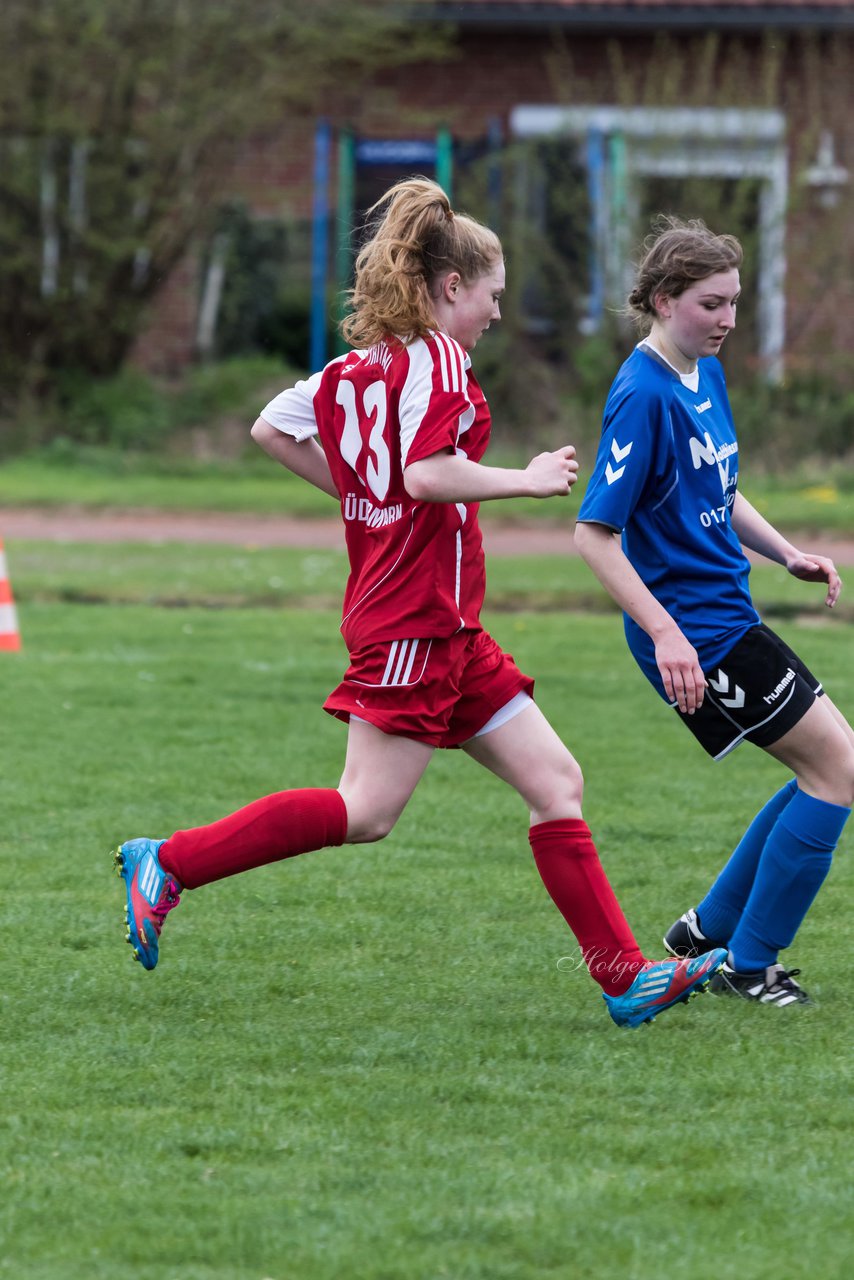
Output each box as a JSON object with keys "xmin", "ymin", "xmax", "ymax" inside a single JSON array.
[{"xmin": 675, "ymin": 622, "xmax": 823, "ymax": 760}]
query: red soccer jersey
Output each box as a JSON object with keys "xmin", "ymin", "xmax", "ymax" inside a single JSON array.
[{"xmin": 260, "ymin": 331, "xmax": 491, "ymax": 650}]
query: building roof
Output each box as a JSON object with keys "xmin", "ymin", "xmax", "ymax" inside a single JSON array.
[{"xmin": 413, "ymin": 1, "xmax": 854, "ymax": 30}]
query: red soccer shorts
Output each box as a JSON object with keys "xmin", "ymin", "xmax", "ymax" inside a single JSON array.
[{"xmin": 323, "ymin": 627, "xmax": 534, "ymax": 748}]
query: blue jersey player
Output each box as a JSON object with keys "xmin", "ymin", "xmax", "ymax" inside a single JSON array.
[{"xmin": 575, "ymin": 216, "xmax": 854, "ymax": 1007}]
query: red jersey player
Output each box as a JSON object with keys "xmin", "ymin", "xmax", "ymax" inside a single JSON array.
[{"xmin": 113, "ymin": 178, "xmax": 725, "ymax": 1027}]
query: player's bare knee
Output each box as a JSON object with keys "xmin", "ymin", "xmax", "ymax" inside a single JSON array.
[
  {"xmin": 820, "ymin": 733, "xmax": 854, "ymax": 807},
  {"xmin": 839, "ymin": 743, "xmax": 854, "ymax": 807},
  {"xmin": 344, "ymin": 810, "xmax": 398, "ymax": 844},
  {"xmin": 800, "ymin": 741, "xmax": 854, "ymax": 808},
  {"xmin": 532, "ymin": 753, "xmax": 583, "ymax": 817},
  {"xmin": 564, "ymin": 755, "xmax": 584, "ymax": 806}
]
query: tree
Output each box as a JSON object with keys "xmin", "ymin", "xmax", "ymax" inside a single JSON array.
[{"xmin": 0, "ymin": 0, "xmax": 448, "ymax": 403}]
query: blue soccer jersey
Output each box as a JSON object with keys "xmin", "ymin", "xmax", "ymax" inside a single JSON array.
[{"xmin": 577, "ymin": 345, "xmax": 760, "ymax": 698}]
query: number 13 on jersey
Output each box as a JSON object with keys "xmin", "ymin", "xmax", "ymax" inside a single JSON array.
[{"xmin": 336, "ymin": 378, "xmax": 392, "ymax": 502}]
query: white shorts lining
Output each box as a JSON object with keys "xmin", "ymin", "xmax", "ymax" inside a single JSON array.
[{"xmin": 469, "ymin": 691, "xmax": 533, "ymax": 740}]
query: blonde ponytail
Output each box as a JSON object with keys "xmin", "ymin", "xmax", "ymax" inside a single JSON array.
[{"xmin": 340, "ymin": 177, "xmax": 502, "ymax": 347}]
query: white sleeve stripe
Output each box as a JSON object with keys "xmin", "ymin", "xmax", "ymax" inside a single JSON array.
[
  {"xmin": 454, "ymin": 335, "xmax": 466, "ymax": 390},
  {"xmin": 434, "ymin": 331, "xmax": 465, "ymax": 394},
  {"xmin": 435, "ymin": 332, "xmax": 451, "ymax": 391},
  {"xmin": 450, "ymin": 335, "xmax": 462, "ymax": 392},
  {"xmin": 453, "ymin": 338, "xmax": 464, "ymax": 390},
  {"xmin": 399, "ymin": 341, "xmax": 433, "ymax": 467},
  {"xmin": 400, "ymin": 335, "xmax": 472, "ymax": 468}
]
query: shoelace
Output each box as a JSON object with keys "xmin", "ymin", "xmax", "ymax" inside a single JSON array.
[
  {"xmin": 150, "ymin": 879, "xmax": 182, "ymax": 934},
  {"xmin": 771, "ymin": 966, "xmax": 802, "ymax": 992}
]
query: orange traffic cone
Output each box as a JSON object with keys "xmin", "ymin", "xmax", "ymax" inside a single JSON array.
[{"xmin": 0, "ymin": 538, "xmax": 21, "ymax": 651}]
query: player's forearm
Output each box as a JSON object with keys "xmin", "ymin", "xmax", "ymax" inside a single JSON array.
[
  {"xmin": 574, "ymin": 521, "xmax": 682, "ymax": 643},
  {"xmin": 251, "ymin": 418, "xmax": 339, "ymax": 499},
  {"xmin": 404, "ymin": 454, "xmax": 533, "ymax": 503},
  {"xmin": 731, "ymin": 492, "xmax": 797, "ymax": 565}
]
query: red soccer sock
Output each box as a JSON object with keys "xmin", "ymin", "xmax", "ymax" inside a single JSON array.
[
  {"xmin": 159, "ymin": 788, "xmax": 348, "ymax": 890},
  {"xmin": 529, "ymin": 818, "xmax": 647, "ymax": 996}
]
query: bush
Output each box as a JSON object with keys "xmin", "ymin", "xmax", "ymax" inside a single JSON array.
[
  {"xmin": 170, "ymin": 355, "xmax": 292, "ymax": 429},
  {"xmin": 728, "ymin": 374, "xmax": 854, "ymax": 468},
  {"xmin": 0, "ymin": 355, "xmax": 296, "ymax": 458},
  {"xmin": 57, "ymin": 369, "xmax": 173, "ymax": 450}
]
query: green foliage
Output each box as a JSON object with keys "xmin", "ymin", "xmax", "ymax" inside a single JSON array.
[
  {"xmin": 0, "ymin": 354, "xmax": 292, "ymax": 456},
  {"xmin": 57, "ymin": 369, "xmax": 173, "ymax": 450},
  {"xmin": 1, "ymin": 588, "xmax": 852, "ymax": 1279},
  {"xmin": 730, "ymin": 374, "xmax": 854, "ymax": 467},
  {"xmin": 0, "ymin": 0, "xmax": 450, "ymax": 401},
  {"xmin": 168, "ymin": 354, "xmax": 292, "ymax": 430}
]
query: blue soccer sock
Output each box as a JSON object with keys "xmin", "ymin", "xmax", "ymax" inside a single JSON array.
[
  {"xmin": 727, "ymin": 788, "xmax": 850, "ymax": 973},
  {"xmin": 695, "ymin": 779, "xmax": 798, "ymax": 943}
]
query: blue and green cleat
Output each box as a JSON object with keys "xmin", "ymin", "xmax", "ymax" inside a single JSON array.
[
  {"xmin": 113, "ymin": 838, "xmax": 182, "ymax": 971},
  {"xmin": 604, "ymin": 949, "xmax": 727, "ymax": 1028}
]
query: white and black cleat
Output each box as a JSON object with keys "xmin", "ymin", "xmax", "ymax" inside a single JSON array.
[
  {"xmin": 663, "ymin": 907, "xmax": 726, "ymax": 958},
  {"xmin": 709, "ymin": 962, "xmax": 813, "ymax": 1006}
]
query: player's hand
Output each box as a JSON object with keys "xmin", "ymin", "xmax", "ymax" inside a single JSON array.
[
  {"xmin": 654, "ymin": 630, "xmax": 707, "ymax": 714},
  {"xmin": 524, "ymin": 446, "xmax": 579, "ymax": 498},
  {"xmin": 786, "ymin": 552, "xmax": 842, "ymax": 608}
]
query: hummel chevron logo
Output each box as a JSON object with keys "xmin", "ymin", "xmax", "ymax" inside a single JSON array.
[
  {"xmin": 605, "ymin": 438, "xmax": 633, "ymax": 484},
  {"xmin": 709, "ymin": 669, "xmax": 745, "ymax": 709}
]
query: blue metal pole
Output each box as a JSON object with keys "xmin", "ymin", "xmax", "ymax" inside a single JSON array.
[
  {"xmin": 334, "ymin": 130, "xmax": 355, "ymax": 356},
  {"xmin": 310, "ymin": 118, "xmax": 332, "ymax": 371}
]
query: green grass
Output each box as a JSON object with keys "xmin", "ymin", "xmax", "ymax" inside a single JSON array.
[
  {"xmin": 1, "ymin": 443, "xmax": 853, "ymax": 534},
  {"xmin": 5, "ymin": 537, "xmax": 853, "ymax": 624},
  {"xmin": 1, "ymin": 550, "xmax": 853, "ymax": 1279},
  {"xmin": 0, "ymin": 444, "xmax": 333, "ymax": 518}
]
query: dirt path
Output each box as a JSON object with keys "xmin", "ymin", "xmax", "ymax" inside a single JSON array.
[
  {"xmin": 0, "ymin": 506, "xmax": 574, "ymax": 557},
  {"xmin": 2, "ymin": 504, "xmax": 854, "ymax": 564}
]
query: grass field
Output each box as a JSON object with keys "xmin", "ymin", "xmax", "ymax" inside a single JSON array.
[
  {"xmin": 1, "ymin": 444, "xmax": 853, "ymax": 535},
  {"xmin": 1, "ymin": 540, "xmax": 853, "ymax": 1280}
]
